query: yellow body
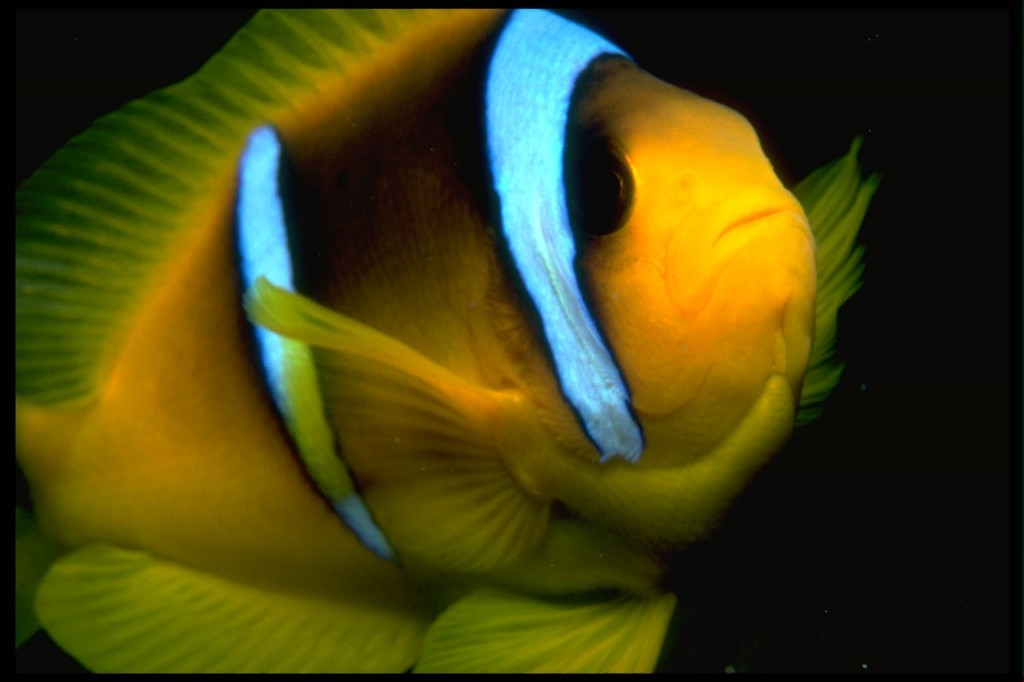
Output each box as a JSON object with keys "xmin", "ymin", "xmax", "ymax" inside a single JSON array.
[{"xmin": 15, "ymin": 9, "xmax": 875, "ymax": 673}]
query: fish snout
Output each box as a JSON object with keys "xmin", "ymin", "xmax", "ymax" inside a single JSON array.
[{"xmin": 660, "ymin": 196, "xmax": 816, "ymax": 429}]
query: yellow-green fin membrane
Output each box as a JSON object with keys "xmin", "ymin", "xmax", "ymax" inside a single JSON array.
[
  {"xmin": 35, "ymin": 544, "xmax": 425, "ymax": 672},
  {"xmin": 246, "ymin": 279, "xmax": 550, "ymax": 573},
  {"xmin": 15, "ymin": 10, "xmax": 491, "ymax": 407},
  {"xmin": 15, "ymin": 506, "xmax": 59, "ymax": 647},
  {"xmin": 414, "ymin": 589, "xmax": 676, "ymax": 672},
  {"xmin": 274, "ymin": 336, "xmax": 352, "ymax": 501},
  {"xmin": 794, "ymin": 137, "xmax": 880, "ymax": 425},
  {"xmin": 275, "ymin": 333, "xmax": 395, "ymax": 561}
]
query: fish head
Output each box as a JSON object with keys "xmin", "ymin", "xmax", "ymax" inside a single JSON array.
[{"xmin": 568, "ymin": 58, "xmax": 817, "ymax": 468}]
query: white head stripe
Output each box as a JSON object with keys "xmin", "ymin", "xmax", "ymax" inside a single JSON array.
[{"xmin": 485, "ymin": 10, "xmax": 644, "ymax": 463}]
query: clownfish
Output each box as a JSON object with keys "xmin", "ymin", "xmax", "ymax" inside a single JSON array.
[{"xmin": 15, "ymin": 9, "xmax": 878, "ymax": 673}]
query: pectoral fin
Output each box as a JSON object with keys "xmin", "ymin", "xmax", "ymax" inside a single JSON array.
[
  {"xmin": 261, "ymin": 322, "xmax": 395, "ymax": 561},
  {"xmin": 34, "ymin": 544, "xmax": 425, "ymax": 672},
  {"xmin": 414, "ymin": 588, "xmax": 676, "ymax": 672},
  {"xmin": 794, "ymin": 137, "xmax": 879, "ymax": 425},
  {"xmin": 245, "ymin": 279, "xmax": 551, "ymax": 573}
]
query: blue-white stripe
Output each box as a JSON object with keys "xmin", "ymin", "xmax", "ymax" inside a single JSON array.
[
  {"xmin": 236, "ymin": 125, "xmax": 395, "ymax": 560},
  {"xmin": 237, "ymin": 126, "xmax": 294, "ymax": 417},
  {"xmin": 485, "ymin": 10, "xmax": 644, "ymax": 463}
]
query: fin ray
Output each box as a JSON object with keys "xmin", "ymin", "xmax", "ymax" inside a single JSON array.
[
  {"xmin": 15, "ymin": 506, "xmax": 59, "ymax": 647},
  {"xmin": 35, "ymin": 544, "xmax": 425, "ymax": 672},
  {"xmin": 245, "ymin": 280, "xmax": 550, "ymax": 572},
  {"xmin": 415, "ymin": 589, "xmax": 676, "ymax": 672},
  {"xmin": 16, "ymin": 10, "xmax": 500, "ymax": 406},
  {"xmin": 794, "ymin": 138, "xmax": 879, "ymax": 424}
]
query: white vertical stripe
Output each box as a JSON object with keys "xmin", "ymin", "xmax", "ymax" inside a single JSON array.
[
  {"xmin": 486, "ymin": 10, "xmax": 644, "ymax": 463},
  {"xmin": 236, "ymin": 125, "xmax": 395, "ymax": 561},
  {"xmin": 237, "ymin": 125, "xmax": 293, "ymax": 418}
]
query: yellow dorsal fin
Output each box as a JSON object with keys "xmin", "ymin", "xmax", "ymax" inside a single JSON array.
[
  {"xmin": 15, "ymin": 10, "xmax": 502, "ymax": 408},
  {"xmin": 34, "ymin": 544, "xmax": 425, "ymax": 672},
  {"xmin": 414, "ymin": 588, "xmax": 676, "ymax": 672},
  {"xmin": 245, "ymin": 279, "xmax": 550, "ymax": 574}
]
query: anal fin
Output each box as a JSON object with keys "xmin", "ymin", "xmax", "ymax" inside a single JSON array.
[
  {"xmin": 34, "ymin": 544, "xmax": 425, "ymax": 672},
  {"xmin": 16, "ymin": 506, "xmax": 59, "ymax": 647},
  {"xmin": 414, "ymin": 588, "xmax": 676, "ymax": 672}
]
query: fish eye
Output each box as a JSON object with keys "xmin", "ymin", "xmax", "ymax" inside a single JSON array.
[{"xmin": 565, "ymin": 137, "xmax": 634, "ymax": 237}]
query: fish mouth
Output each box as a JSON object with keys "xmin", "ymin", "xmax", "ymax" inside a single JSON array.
[
  {"xmin": 666, "ymin": 204, "xmax": 811, "ymax": 319},
  {"xmin": 712, "ymin": 207, "xmax": 796, "ymax": 250},
  {"xmin": 652, "ymin": 203, "xmax": 815, "ymax": 466}
]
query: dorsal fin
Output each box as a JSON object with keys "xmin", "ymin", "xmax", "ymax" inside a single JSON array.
[{"xmin": 15, "ymin": 10, "xmax": 502, "ymax": 407}]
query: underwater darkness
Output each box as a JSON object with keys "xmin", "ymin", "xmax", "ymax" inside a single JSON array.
[{"xmin": 16, "ymin": 8, "xmax": 1015, "ymax": 674}]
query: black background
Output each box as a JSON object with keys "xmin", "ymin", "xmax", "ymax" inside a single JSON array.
[{"xmin": 16, "ymin": 8, "xmax": 1015, "ymax": 674}]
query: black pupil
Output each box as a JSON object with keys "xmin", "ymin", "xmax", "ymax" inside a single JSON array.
[{"xmin": 567, "ymin": 139, "xmax": 633, "ymax": 237}]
